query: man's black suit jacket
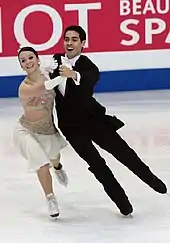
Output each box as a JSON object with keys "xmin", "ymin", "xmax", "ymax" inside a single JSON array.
[{"xmin": 50, "ymin": 53, "xmax": 124, "ymax": 131}]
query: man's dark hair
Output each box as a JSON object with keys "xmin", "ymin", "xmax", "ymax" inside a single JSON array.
[
  {"xmin": 64, "ymin": 25, "xmax": 86, "ymax": 42},
  {"xmin": 18, "ymin": 46, "xmax": 39, "ymax": 58}
]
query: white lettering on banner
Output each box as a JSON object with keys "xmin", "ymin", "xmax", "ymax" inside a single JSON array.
[
  {"xmin": 65, "ymin": 3, "xmax": 101, "ymax": 48},
  {"xmin": 165, "ymin": 31, "xmax": 170, "ymax": 43},
  {"xmin": 120, "ymin": 0, "xmax": 170, "ymax": 46},
  {"xmin": 120, "ymin": 0, "xmax": 130, "ymax": 16},
  {"xmin": 120, "ymin": 0, "xmax": 169, "ymax": 16},
  {"xmin": 120, "ymin": 19, "xmax": 139, "ymax": 46},
  {"xmin": 143, "ymin": 0, "xmax": 156, "ymax": 15},
  {"xmin": 133, "ymin": 0, "xmax": 142, "ymax": 15},
  {"xmin": 14, "ymin": 4, "xmax": 62, "ymax": 51},
  {"xmin": 145, "ymin": 18, "xmax": 166, "ymax": 44},
  {"xmin": 0, "ymin": 8, "xmax": 2, "ymax": 53},
  {"xmin": 120, "ymin": 18, "xmax": 168, "ymax": 46},
  {"xmin": 157, "ymin": 0, "xmax": 169, "ymax": 14}
]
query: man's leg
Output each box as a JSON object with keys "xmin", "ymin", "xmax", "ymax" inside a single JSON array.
[
  {"xmin": 65, "ymin": 130, "xmax": 133, "ymax": 215},
  {"xmin": 91, "ymin": 125, "xmax": 167, "ymax": 194}
]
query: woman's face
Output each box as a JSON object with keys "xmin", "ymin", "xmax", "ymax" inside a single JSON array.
[{"xmin": 19, "ymin": 51, "xmax": 39, "ymax": 74}]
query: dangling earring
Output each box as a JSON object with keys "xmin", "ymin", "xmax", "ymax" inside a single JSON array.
[{"xmin": 38, "ymin": 61, "xmax": 40, "ymax": 65}]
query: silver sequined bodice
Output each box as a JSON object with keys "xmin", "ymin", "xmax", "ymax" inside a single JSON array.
[{"xmin": 25, "ymin": 89, "xmax": 55, "ymax": 111}]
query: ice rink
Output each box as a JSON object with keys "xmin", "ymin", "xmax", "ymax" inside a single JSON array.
[{"xmin": 0, "ymin": 90, "xmax": 170, "ymax": 243}]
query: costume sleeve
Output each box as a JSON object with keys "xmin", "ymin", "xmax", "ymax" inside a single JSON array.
[{"xmin": 72, "ymin": 57, "xmax": 100, "ymax": 96}]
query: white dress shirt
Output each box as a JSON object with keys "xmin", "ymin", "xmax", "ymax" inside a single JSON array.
[{"xmin": 58, "ymin": 55, "xmax": 81, "ymax": 96}]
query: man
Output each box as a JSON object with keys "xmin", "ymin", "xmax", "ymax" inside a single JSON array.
[{"xmin": 50, "ymin": 25, "xmax": 167, "ymax": 216}]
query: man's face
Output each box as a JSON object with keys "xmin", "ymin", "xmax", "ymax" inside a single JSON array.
[{"xmin": 64, "ymin": 30, "xmax": 85, "ymax": 59}]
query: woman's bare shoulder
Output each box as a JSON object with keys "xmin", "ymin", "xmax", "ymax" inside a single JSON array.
[
  {"xmin": 19, "ymin": 78, "xmax": 36, "ymax": 91},
  {"xmin": 18, "ymin": 78, "xmax": 34, "ymax": 97}
]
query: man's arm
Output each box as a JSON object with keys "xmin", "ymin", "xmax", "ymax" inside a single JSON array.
[
  {"xmin": 60, "ymin": 56, "xmax": 100, "ymax": 96},
  {"xmin": 50, "ymin": 54, "xmax": 100, "ymax": 96},
  {"xmin": 74, "ymin": 59, "xmax": 99, "ymax": 95}
]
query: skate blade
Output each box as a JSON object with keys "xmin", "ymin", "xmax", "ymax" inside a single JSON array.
[
  {"xmin": 49, "ymin": 212, "xmax": 59, "ymax": 220},
  {"xmin": 122, "ymin": 213, "xmax": 133, "ymax": 218}
]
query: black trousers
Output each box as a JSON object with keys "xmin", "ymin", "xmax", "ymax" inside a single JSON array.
[{"xmin": 60, "ymin": 121, "xmax": 166, "ymax": 213}]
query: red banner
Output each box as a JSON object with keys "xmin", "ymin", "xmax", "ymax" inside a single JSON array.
[{"xmin": 0, "ymin": 0, "xmax": 170, "ymax": 56}]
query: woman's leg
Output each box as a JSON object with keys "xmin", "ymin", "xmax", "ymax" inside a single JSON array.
[
  {"xmin": 36, "ymin": 163, "xmax": 59, "ymax": 219},
  {"xmin": 36, "ymin": 163, "xmax": 53, "ymax": 196},
  {"xmin": 14, "ymin": 125, "xmax": 59, "ymax": 218}
]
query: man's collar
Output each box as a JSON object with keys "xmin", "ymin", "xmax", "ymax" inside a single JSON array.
[{"xmin": 64, "ymin": 54, "xmax": 81, "ymax": 66}]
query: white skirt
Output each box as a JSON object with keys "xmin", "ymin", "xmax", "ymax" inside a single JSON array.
[{"xmin": 13, "ymin": 122, "xmax": 68, "ymax": 172}]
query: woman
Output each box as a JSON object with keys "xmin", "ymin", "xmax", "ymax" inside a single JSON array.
[{"xmin": 14, "ymin": 46, "xmax": 68, "ymax": 220}]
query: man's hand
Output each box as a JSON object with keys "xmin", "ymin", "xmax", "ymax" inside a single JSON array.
[{"xmin": 59, "ymin": 65, "xmax": 77, "ymax": 80}]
